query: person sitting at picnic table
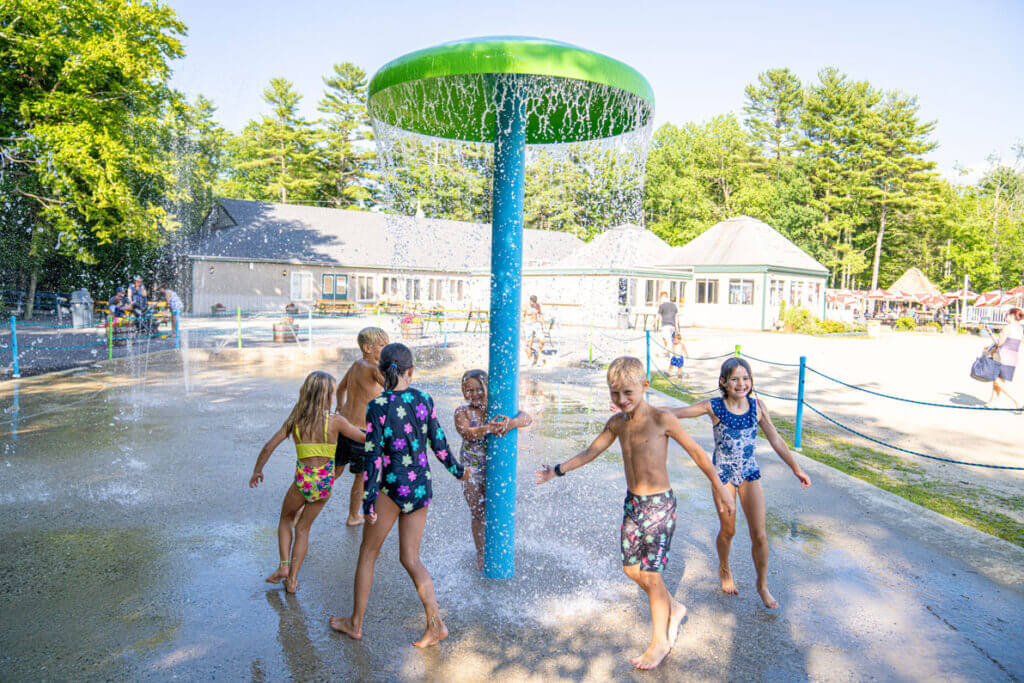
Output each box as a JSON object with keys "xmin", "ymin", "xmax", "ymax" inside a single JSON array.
[
  {"xmin": 109, "ymin": 287, "xmax": 127, "ymax": 319},
  {"xmin": 128, "ymin": 275, "xmax": 147, "ymax": 301}
]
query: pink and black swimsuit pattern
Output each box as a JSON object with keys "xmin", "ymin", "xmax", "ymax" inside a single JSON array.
[{"xmin": 362, "ymin": 388, "xmax": 465, "ymax": 515}]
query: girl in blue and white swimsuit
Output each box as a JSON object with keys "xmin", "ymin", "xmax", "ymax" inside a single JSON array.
[{"xmin": 670, "ymin": 358, "xmax": 811, "ymax": 609}]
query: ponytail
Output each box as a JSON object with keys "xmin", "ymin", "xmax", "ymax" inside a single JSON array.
[{"xmin": 379, "ymin": 342, "xmax": 414, "ymax": 391}]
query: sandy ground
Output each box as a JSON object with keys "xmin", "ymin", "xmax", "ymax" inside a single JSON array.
[{"xmin": 1, "ymin": 348, "xmax": 1022, "ymax": 681}]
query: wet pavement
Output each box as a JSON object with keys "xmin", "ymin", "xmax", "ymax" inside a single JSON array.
[{"xmin": 1, "ymin": 350, "xmax": 1023, "ymax": 681}]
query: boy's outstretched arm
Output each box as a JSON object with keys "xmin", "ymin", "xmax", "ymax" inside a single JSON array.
[
  {"xmin": 250, "ymin": 423, "xmax": 289, "ymax": 488},
  {"xmin": 757, "ymin": 402, "xmax": 811, "ymax": 488},
  {"xmin": 331, "ymin": 414, "xmax": 366, "ymax": 444},
  {"xmin": 535, "ymin": 419, "xmax": 617, "ymax": 485},
  {"xmin": 664, "ymin": 413, "xmax": 734, "ymax": 516},
  {"xmin": 669, "ymin": 399, "xmax": 712, "ymax": 421}
]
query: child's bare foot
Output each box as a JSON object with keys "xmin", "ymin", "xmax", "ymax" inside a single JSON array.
[
  {"xmin": 758, "ymin": 584, "xmax": 779, "ymax": 609},
  {"xmin": 631, "ymin": 641, "xmax": 671, "ymax": 670},
  {"xmin": 719, "ymin": 566, "xmax": 739, "ymax": 595},
  {"xmin": 329, "ymin": 616, "xmax": 362, "ymax": 640},
  {"xmin": 413, "ymin": 615, "xmax": 448, "ymax": 648},
  {"xmin": 284, "ymin": 577, "xmax": 298, "ymax": 594},
  {"xmin": 475, "ymin": 556, "xmax": 484, "ymax": 571},
  {"xmin": 668, "ymin": 600, "xmax": 687, "ymax": 645},
  {"xmin": 265, "ymin": 562, "xmax": 289, "ymax": 583},
  {"xmin": 346, "ymin": 514, "xmax": 364, "ymax": 527}
]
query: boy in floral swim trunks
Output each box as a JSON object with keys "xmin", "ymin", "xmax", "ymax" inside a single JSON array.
[{"xmin": 536, "ymin": 356, "xmax": 732, "ymax": 671}]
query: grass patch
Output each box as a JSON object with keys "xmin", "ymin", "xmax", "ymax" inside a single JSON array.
[{"xmin": 650, "ymin": 376, "xmax": 1024, "ymax": 547}]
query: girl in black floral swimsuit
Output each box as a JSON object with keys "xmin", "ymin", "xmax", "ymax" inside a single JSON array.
[{"xmin": 330, "ymin": 343, "xmax": 472, "ymax": 648}]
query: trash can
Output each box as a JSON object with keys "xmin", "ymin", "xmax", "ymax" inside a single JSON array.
[
  {"xmin": 70, "ymin": 289, "xmax": 93, "ymax": 328},
  {"xmin": 617, "ymin": 310, "xmax": 630, "ymax": 329}
]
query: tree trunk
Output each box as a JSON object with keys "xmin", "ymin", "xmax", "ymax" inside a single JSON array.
[
  {"xmin": 870, "ymin": 201, "xmax": 888, "ymax": 290},
  {"xmin": 24, "ymin": 268, "xmax": 39, "ymax": 320}
]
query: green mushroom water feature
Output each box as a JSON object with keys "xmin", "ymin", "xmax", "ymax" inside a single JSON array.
[{"xmin": 367, "ymin": 36, "xmax": 654, "ymax": 578}]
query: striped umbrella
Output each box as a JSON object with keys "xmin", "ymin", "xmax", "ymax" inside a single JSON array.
[{"xmin": 975, "ymin": 291, "xmax": 1004, "ymax": 307}]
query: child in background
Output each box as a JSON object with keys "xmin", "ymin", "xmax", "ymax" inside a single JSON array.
[
  {"xmin": 454, "ymin": 369, "xmax": 532, "ymax": 570},
  {"xmin": 536, "ymin": 357, "xmax": 732, "ymax": 671},
  {"xmin": 249, "ymin": 371, "xmax": 365, "ymax": 593},
  {"xmin": 336, "ymin": 327, "xmax": 389, "ymax": 526},
  {"xmin": 330, "ymin": 343, "xmax": 472, "ymax": 648},
  {"xmin": 669, "ymin": 331, "xmax": 688, "ymax": 378},
  {"xmin": 669, "ymin": 358, "xmax": 810, "ymax": 609}
]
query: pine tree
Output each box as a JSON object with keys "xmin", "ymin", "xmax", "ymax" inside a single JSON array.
[
  {"xmin": 743, "ymin": 68, "xmax": 804, "ymax": 173},
  {"xmin": 317, "ymin": 63, "xmax": 375, "ymax": 208}
]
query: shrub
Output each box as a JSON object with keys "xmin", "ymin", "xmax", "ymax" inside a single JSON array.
[
  {"xmin": 923, "ymin": 322, "xmax": 940, "ymax": 331},
  {"xmin": 895, "ymin": 316, "xmax": 916, "ymax": 331},
  {"xmin": 781, "ymin": 306, "xmax": 864, "ymax": 335}
]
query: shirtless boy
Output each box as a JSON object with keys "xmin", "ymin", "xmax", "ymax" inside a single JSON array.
[
  {"xmin": 336, "ymin": 327, "xmax": 388, "ymax": 526},
  {"xmin": 535, "ymin": 356, "xmax": 732, "ymax": 671}
]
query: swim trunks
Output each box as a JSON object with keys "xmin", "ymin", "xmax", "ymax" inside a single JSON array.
[
  {"xmin": 294, "ymin": 460, "xmax": 335, "ymax": 503},
  {"xmin": 670, "ymin": 355, "xmax": 685, "ymax": 368},
  {"xmin": 621, "ymin": 489, "xmax": 677, "ymax": 573},
  {"xmin": 335, "ymin": 434, "xmax": 365, "ymax": 473}
]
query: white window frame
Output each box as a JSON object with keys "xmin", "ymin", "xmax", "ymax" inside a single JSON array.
[
  {"xmin": 290, "ymin": 271, "xmax": 313, "ymax": 301},
  {"xmin": 728, "ymin": 279, "xmax": 755, "ymax": 306},
  {"xmin": 696, "ymin": 278, "xmax": 718, "ymax": 304}
]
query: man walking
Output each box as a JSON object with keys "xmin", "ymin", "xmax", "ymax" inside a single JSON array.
[{"xmin": 657, "ymin": 292, "xmax": 677, "ymax": 355}]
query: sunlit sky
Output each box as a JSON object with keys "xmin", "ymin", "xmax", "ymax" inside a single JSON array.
[{"xmin": 167, "ymin": 0, "xmax": 1023, "ymax": 183}]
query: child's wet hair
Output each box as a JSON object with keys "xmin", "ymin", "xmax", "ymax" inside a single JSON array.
[
  {"xmin": 461, "ymin": 369, "xmax": 488, "ymax": 396},
  {"xmin": 284, "ymin": 371, "xmax": 335, "ymax": 438},
  {"xmin": 607, "ymin": 356, "xmax": 645, "ymax": 388},
  {"xmin": 718, "ymin": 358, "xmax": 754, "ymax": 397},
  {"xmin": 357, "ymin": 327, "xmax": 389, "ymax": 351},
  {"xmin": 379, "ymin": 342, "xmax": 413, "ymax": 391}
]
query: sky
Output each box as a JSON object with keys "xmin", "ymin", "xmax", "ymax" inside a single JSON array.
[{"xmin": 166, "ymin": 0, "xmax": 1024, "ymax": 183}]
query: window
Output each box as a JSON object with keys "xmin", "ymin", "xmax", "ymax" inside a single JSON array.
[
  {"xmin": 618, "ymin": 278, "xmax": 628, "ymax": 306},
  {"xmin": 696, "ymin": 279, "xmax": 718, "ymax": 304},
  {"xmin": 728, "ymin": 279, "xmax": 755, "ymax": 305},
  {"xmin": 322, "ymin": 274, "xmax": 334, "ymax": 296},
  {"xmin": 457, "ymin": 280, "xmax": 464, "ymax": 300},
  {"xmin": 334, "ymin": 275, "xmax": 348, "ymax": 297},
  {"xmin": 406, "ymin": 278, "xmax": 421, "ymax": 301},
  {"xmin": 770, "ymin": 279, "xmax": 784, "ymax": 306},
  {"xmin": 670, "ymin": 281, "xmax": 677, "ymax": 302},
  {"xmin": 676, "ymin": 281, "xmax": 686, "ymax": 303},
  {"xmin": 290, "ymin": 271, "xmax": 313, "ymax": 301},
  {"xmin": 353, "ymin": 275, "xmax": 375, "ymax": 301},
  {"xmin": 381, "ymin": 277, "xmax": 397, "ymax": 296}
]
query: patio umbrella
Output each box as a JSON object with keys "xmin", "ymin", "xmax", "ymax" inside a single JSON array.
[
  {"xmin": 919, "ymin": 294, "xmax": 946, "ymax": 307},
  {"xmin": 975, "ymin": 291, "xmax": 1003, "ymax": 307},
  {"xmin": 866, "ymin": 288, "xmax": 891, "ymax": 300},
  {"xmin": 945, "ymin": 288, "xmax": 978, "ymax": 300},
  {"xmin": 1007, "ymin": 285, "xmax": 1024, "ymax": 296}
]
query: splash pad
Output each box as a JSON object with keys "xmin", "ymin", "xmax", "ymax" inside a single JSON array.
[{"xmin": 368, "ymin": 37, "xmax": 654, "ymax": 578}]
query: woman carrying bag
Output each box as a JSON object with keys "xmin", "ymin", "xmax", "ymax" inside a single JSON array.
[{"xmin": 984, "ymin": 307, "xmax": 1023, "ymax": 410}]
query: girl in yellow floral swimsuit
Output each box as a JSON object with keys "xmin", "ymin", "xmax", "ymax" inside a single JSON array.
[{"xmin": 249, "ymin": 371, "xmax": 365, "ymax": 593}]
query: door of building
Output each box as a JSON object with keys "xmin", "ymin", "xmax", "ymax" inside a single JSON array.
[{"xmin": 321, "ymin": 274, "xmax": 348, "ymax": 301}]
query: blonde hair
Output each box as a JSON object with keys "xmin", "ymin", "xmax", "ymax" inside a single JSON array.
[
  {"xmin": 607, "ymin": 356, "xmax": 646, "ymax": 388},
  {"xmin": 284, "ymin": 371, "xmax": 335, "ymax": 440},
  {"xmin": 357, "ymin": 327, "xmax": 389, "ymax": 352}
]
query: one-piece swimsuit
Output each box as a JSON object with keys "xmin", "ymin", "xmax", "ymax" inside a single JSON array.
[
  {"xmin": 710, "ymin": 397, "xmax": 761, "ymax": 486},
  {"xmin": 458, "ymin": 406, "xmax": 487, "ymax": 483},
  {"xmin": 363, "ymin": 388, "xmax": 464, "ymax": 515}
]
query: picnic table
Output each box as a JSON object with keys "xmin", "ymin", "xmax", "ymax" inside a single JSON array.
[
  {"xmin": 632, "ymin": 312, "xmax": 658, "ymax": 330},
  {"xmin": 464, "ymin": 309, "xmax": 489, "ymax": 332},
  {"xmin": 313, "ymin": 299, "xmax": 361, "ymax": 316}
]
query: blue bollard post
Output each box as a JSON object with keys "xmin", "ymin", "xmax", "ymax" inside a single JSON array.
[
  {"xmin": 174, "ymin": 313, "xmax": 180, "ymax": 350},
  {"xmin": 795, "ymin": 355, "xmax": 806, "ymax": 449},
  {"xmin": 483, "ymin": 75, "xmax": 526, "ymax": 579},
  {"xmin": 645, "ymin": 330, "xmax": 651, "ymax": 381},
  {"xmin": 10, "ymin": 315, "xmax": 20, "ymax": 378}
]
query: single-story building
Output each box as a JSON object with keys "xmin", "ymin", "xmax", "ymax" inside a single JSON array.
[
  {"xmin": 668, "ymin": 216, "xmax": 829, "ymax": 330},
  {"xmin": 179, "ymin": 200, "xmax": 827, "ymax": 332},
  {"xmin": 182, "ymin": 198, "xmax": 581, "ymax": 314}
]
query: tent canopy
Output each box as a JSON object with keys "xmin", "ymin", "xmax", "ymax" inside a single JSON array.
[{"xmin": 889, "ymin": 267, "xmax": 942, "ymax": 297}]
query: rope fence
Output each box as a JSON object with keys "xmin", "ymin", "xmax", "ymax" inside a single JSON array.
[{"xmin": 641, "ymin": 340, "xmax": 1021, "ymax": 471}]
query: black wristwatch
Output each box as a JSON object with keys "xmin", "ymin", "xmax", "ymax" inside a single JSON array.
[{"xmin": 554, "ymin": 463, "xmax": 565, "ymax": 477}]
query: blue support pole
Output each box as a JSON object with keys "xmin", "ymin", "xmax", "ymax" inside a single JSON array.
[
  {"xmin": 173, "ymin": 313, "xmax": 180, "ymax": 350},
  {"xmin": 10, "ymin": 315, "xmax": 20, "ymax": 379},
  {"xmin": 484, "ymin": 75, "xmax": 526, "ymax": 579},
  {"xmin": 645, "ymin": 330, "xmax": 651, "ymax": 381},
  {"xmin": 795, "ymin": 355, "xmax": 807, "ymax": 449}
]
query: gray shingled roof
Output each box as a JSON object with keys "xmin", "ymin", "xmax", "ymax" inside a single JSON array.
[
  {"xmin": 557, "ymin": 224, "xmax": 687, "ymax": 269},
  {"xmin": 669, "ymin": 216, "xmax": 828, "ymax": 274},
  {"xmin": 188, "ymin": 198, "xmax": 583, "ymax": 271}
]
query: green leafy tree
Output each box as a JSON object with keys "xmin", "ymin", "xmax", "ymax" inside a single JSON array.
[
  {"xmin": 1, "ymin": 0, "xmax": 186, "ymax": 316},
  {"xmin": 858, "ymin": 91, "xmax": 939, "ymax": 289},
  {"xmin": 743, "ymin": 68, "xmax": 804, "ymax": 173},
  {"xmin": 317, "ymin": 62, "xmax": 375, "ymax": 208}
]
